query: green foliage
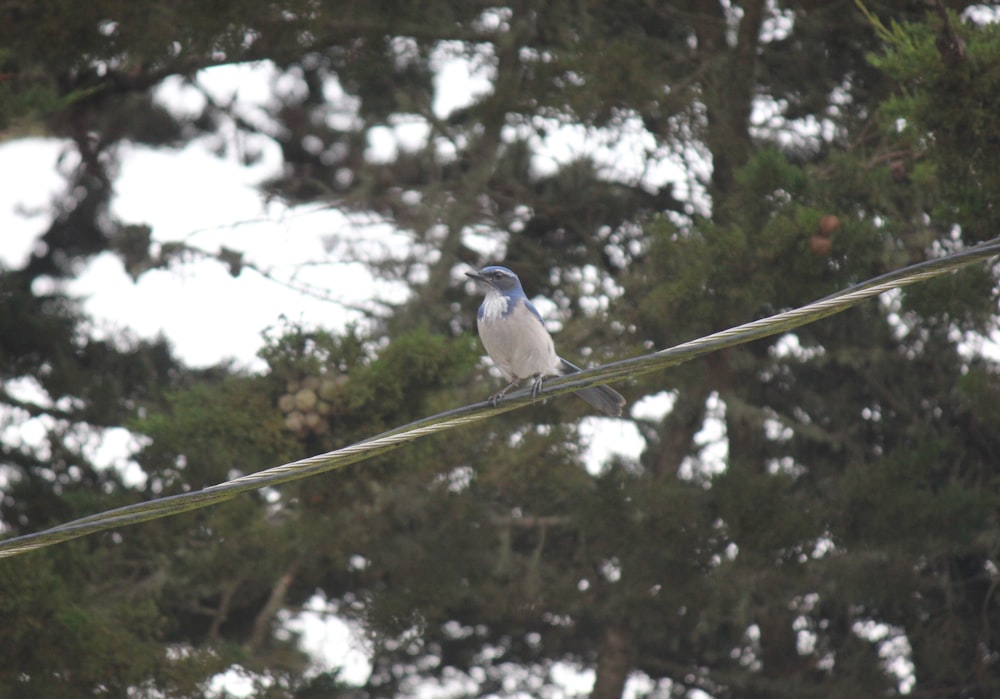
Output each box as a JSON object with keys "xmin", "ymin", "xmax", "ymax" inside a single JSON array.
[
  {"xmin": 0, "ymin": 546, "xmax": 172, "ymax": 697},
  {"xmin": 259, "ymin": 320, "xmax": 369, "ymax": 380},
  {"xmin": 346, "ymin": 327, "xmax": 479, "ymax": 419},
  {"xmin": 869, "ymin": 11, "xmax": 1000, "ymax": 240},
  {"xmin": 134, "ymin": 371, "xmax": 298, "ymax": 490},
  {"xmin": 0, "ymin": 49, "xmax": 66, "ymax": 134}
]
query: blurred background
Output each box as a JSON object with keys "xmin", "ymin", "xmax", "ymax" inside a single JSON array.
[{"xmin": 1, "ymin": 2, "xmax": 999, "ymax": 697}]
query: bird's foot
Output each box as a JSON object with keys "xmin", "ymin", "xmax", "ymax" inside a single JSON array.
[
  {"xmin": 488, "ymin": 379, "xmax": 521, "ymax": 407},
  {"xmin": 530, "ymin": 375, "xmax": 544, "ymax": 399}
]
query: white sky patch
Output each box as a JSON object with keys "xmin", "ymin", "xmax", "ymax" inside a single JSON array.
[
  {"xmin": 580, "ymin": 418, "xmax": 645, "ymax": 475},
  {"xmin": 964, "ymin": 5, "xmax": 1000, "ymax": 23},
  {"xmin": 0, "ymin": 373, "xmax": 148, "ymax": 486},
  {"xmin": 0, "ymin": 378, "xmax": 57, "ymax": 474},
  {"xmin": 751, "ymin": 95, "xmax": 840, "ymax": 149},
  {"xmin": 365, "ymin": 116, "xmax": 432, "ymax": 163},
  {"xmin": 461, "ymin": 223, "xmax": 509, "ymax": 261},
  {"xmin": 760, "ymin": 2, "xmax": 795, "ymax": 42},
  {"xmin": 958, "ymin": 329, "xmax": 1000, "ymax": 363},
  {"xmin": 110, "ymin": 136, "xmax": 280, "ymax": 238},
  {"xmin": 581, "ymin": 417, "xmax": 642, "ymax": 474},
  {"xmin": 679, "ymin": 392, "xmax": 728, "ymax": 481},
  {"xmin": 44, "ymin": 138, "xmax": 404, "ymax": 369},
  {"xmin": 551, "ymin": 662, "xmax": 595, "ymax": 696},
  {"xmin": 83, "ymin": 426, "xmax": 150, "ymax": 488},
  {"xmin": 207, "ymin": 666, "xmax": 270, "ymax": 698},
  {"xmin": 282, "ymin": 594, "xmax": 372, "ymax": 685},
  {"xmin": 853, "ymin": 619, "xmax": 916, "ymax": 694},
  {"xmin": 154, "ymin": 74, "xmax": 209, "ymax": 119},
  {"xmin": 549, "ymin": 662, "xmax": 660, "ymax": 699},
  {"xmin": 0, "ymin": 139, "xmax": 77, "ymax": 269},
  {"xmin": 632, "ymin": 390, "xmax": 678, "ymax": 421},
  {"xmin": 431, "ymin": 42, "xmax": 497, "ymax": 119},
  {"xmin": 770, "ymin": 332, "xmax": 826, "ymax": 361},
  {"xmin": 507, "ymin": 114, "xmax": 686, "ymax": 196},
  {"xmin": 3, "ymin": 376, "xmax": 50, "ymax": 406},
  {"xmin": 190, "ymin": 61, "xmax": 285, "ymax": 134},
  {"xmin": 581, "ymin": 391, "xmax": 675, "ymax": 474},
  {"xmin": 0, "ymin": 411, "xmax": 52, "ymax": 464}
]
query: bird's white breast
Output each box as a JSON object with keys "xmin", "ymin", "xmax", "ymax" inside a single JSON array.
[
  {"xmin": 477, "ymin": 300, "xmax": 561, "ymax": 381},
  {"xmin": 479, "ymin": 292, "xmax": 509, "ymax": 322}
]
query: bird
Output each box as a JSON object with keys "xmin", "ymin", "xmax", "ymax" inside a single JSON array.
[{"xmin": 465, "ymin": 265, "xmax": 626, "ymax": 416}]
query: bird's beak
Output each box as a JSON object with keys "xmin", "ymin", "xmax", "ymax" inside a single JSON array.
[{"xmin": 465, "ymin": 270, "xmax": 487, "ymax": 282}]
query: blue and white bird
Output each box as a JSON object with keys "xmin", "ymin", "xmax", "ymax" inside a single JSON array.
[{"xmin": 466, "ymin": 265, "xmax": 626, "ymax": 416}]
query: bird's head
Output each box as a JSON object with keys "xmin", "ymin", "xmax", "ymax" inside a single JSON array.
[{"xmin": 465, "ymin": 266, "xmax": 524, "ymax": 295}]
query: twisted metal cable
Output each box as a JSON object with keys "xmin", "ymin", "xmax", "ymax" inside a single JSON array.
[{"xmin": 2, "ymin": 237, "xmax": 998, "ymax": 559}]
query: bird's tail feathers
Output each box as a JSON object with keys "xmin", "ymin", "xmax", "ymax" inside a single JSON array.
[{"xmin": 558, "ymin": 358, "xmax": 626, "ymax": 417}]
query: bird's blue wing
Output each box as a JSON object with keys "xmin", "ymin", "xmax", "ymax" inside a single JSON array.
[
  {"xmin": 559, "ymin": 357, "xmax": 582, "ymax": 373},
  {"xmin": 521, "ymin": 298, "xmax": 545, "ymax": 325}
]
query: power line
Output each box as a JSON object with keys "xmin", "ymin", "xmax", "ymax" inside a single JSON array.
[{"xmin": 2, "ymin": 237, "xmax": 999, "ymax": 559}]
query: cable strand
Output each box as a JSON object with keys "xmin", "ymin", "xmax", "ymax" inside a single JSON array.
[{"xmin": 2, "ymin": 238, "xmax": 998, "ymax": 558}]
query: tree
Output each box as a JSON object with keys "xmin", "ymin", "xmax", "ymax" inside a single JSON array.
[{"xmin": 2, "ymin": 1, "xmax": 999, "ymax": 698}]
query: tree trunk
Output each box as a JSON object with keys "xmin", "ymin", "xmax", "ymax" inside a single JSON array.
[
  {"xmin": 245, "ymin": 561, "xmax": 299, "ymax": 654},
  {"xmin": 591, "ymin": 624, "xmax": 633, "ymax": 699}
]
